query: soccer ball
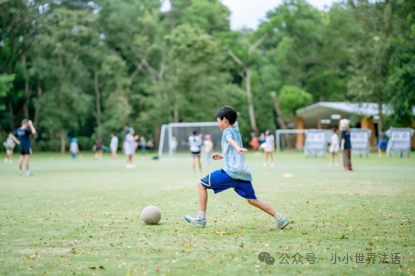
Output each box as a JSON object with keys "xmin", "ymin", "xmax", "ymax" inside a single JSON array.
[{"xmin": 141, "ymin": 205, "xmax": 162, "ymax": 225}]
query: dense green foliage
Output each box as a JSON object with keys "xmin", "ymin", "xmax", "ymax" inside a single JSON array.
[{"xmin": 0, "ymin": 0, "xmax": 414, "ymax": 151}]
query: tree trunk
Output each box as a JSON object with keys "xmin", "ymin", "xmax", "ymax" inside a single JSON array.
[
  {"xmin": 155, "ymin": 122, "xmax": 161, "ymax": 152},
  {"xmin": 22, "ymin": 55, "xmax": 30, "ymax": 119},
  {"xmin": 34, "ymin": 79, "xmax": 42, "ymax": 127},
  {"xmin": 245, "ymin": 68, "xmax": 259, "ymax": 136},
  {"xmin": 270, "ymin": 92, "xmax": 293, "ymax": 149},
  {"xmin": 94, "ymin": 66, "xmax": 102, "ymax": 136},
  {"xmin": 174, "ymin": 109, "xmax": 179, "ymax": 123},
  {"xmin": 60, "ymin": 129, "xmax": 66, "ymax": 153}
]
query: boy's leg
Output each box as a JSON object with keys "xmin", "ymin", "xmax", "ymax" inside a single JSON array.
[
  {"xmin": 198, "ymin": 182, "xmax": 207, "ymax": 212},
  {"xmin": 247, "ymin": 198, "xmax": 276, "ymax": 216},
  {"xmin": 247, "ymin": 198, "xmax": 290, "ymax": 229},
  {"xmin": 18, "ymin": 155, "xmax": 24, "ymax": 171},
  {"xmin": 264, "ymin": 153, "xmax": 268, "ymax": 166},
  {"xmin": 270, "ymin": 152, "xmax": 274, "ymax": 166},
  {"xmin": 25, "ymin": 155, "xmax": 30, "ymax": 170},
  {"xmin": 378, "ymin": 148, "xmax": 382, "ymax": 157}
]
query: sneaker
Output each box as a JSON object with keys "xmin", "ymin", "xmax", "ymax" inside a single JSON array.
[
  {"xmin": 263, "ymin": 163, "xmax": 267, "ymax": 167},
  {"xmin": 19, "ymin": 171, "xmax": 22, "ymax": 176},
  {"xmin": 4, "ymin": 158, "xmax": 8, "ymax": 163},
  {"xmin": 184, "ymin": 215, "xmax": 206, "ymax": 228},
  {"xmin": 328, "ymin": 163, "xmax": 333, "ymax": 166},
  {"xmin": 26, "ymin": 172, "xmax": 34, "ymax": 177},
  {"xmin": 271, "ymin": 163, "xmax": 274, "ymax": 167},
  {"xmin": 274, "ymin": 217, "xmax": 290, "ymax": 230},
  {"xmin": 335, "ymin": 163, "xmax": 339, "ymax": 166}
]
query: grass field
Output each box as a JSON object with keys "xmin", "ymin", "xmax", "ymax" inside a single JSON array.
[{"xmin": 1, "ymin": 151, "xmax": 414, "ymax": 275}]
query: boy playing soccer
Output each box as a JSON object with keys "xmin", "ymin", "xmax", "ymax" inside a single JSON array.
[
  {"xmin": 185, "ymin": 106, "xmax": 290, "ymax": 229},
  {"xmin": 14, "ymin": 119, "xmax": 36, "ymax": 176}
]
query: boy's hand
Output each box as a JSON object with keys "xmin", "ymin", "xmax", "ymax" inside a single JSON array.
[
  {"xmin": 28, "ymin": 120, "xmax": 33, "ymax": 125},
  {"xmin": 212, "ymin": 153, "xmax": 223, "ymax": 160},
  {"xmin": 236, "ymin": 147, "xmax": 248, "ymax": 154}
]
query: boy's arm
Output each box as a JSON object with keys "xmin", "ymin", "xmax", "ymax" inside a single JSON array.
[
  {"xmin": 28, "ymin": 120, "xmax": 36, "ymax": 134},
  {"xmin": 212, "ymin": 153, "xmax": 223, "ymax": 160},
  {"xmin": 11, "ymin": 134, "xmax": 20, "ymax": 144},
  {"xmin": 227, "ymin": 137, "xmax": 248, "ymax": 154}
]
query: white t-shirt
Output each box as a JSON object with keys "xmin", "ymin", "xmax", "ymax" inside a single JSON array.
[
  {"xmin": 110, "ymin": 136, "xmax": 118, "ymax": 149},
  {"xmin": 189, "ymin": 136, "xmax": 202, "ymax": 152},
  {"xmin": 265, "ymin": 134, "xmax": 275, "ymax": 150},
  {"xmin": 330, "ymin": 134, "xmax": 339, "ymax": 146},
  {"xmin": 124, "ymin": 133, "xmax": 135, "ymax": 154},
  {"xmin": 70, "ymin": 142, "xmax": 78, "ymax": 153},
  {"xmin": 204, "ymin": 140, "xmax": 213, "ymax": 152}
]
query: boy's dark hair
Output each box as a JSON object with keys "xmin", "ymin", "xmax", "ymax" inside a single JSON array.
[
  {"xmin": 382, "ymin": 128, "xmax": 385, "ymax": 132},
  {"xmin": 332, "ymin": 127, "xmax": 337, "ymax": 132},
  {"xmin": 192, "ymin": 130, "xmax": 198, "ymax": 136},
  {"xmin": 215, "ymin": 106, "xmax": 237, "ymax": 125}
]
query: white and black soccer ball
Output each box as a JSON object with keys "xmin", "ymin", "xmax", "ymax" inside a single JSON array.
[{"xmin": 141, "ymin": 205, "xmax": 162, "ymax": 225}]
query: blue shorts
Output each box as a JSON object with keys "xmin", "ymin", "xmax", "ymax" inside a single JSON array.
[
  {"xmin": 200, "ymin": 169, "xmax": 257, "ymax": 199},
  {"xmin": 378, "ymin": 141, "xmax": 388, "ymax": 149}
]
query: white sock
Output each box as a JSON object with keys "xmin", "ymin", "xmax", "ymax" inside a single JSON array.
[
  {"xmin": 19, "ymin": 170, "xmax": 22, "ymax": 174},
  {"xmin": 26, "ymin": 171, "xmax": 31, "ymax": 175},
  {"xmin": 198, "ymin": 211, "xmax": 206, "ymax": 219},
  {"xmin": 274, "ymin": 213, "xmax": 283, "ymax": 221}
]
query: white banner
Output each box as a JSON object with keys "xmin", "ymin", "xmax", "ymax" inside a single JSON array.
[
  {"xmin": 306, "ymin": 133, "xmax": 325, "ymax": 143},
  {"xmin": 391, "ymin": 131, "xmax": 411, "ymax": 141},
  {"xmin": 351, "ymin": 132, "xmax": 368, "ymax": 143}
]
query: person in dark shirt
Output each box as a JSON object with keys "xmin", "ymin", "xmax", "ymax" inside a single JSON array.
[
  {"xmin": 93, "ymin": 137, "xmax": 103, "ymax": 160},
  {"xmin": 13, "ymin": 119, "xmax": 36, "ymax": 176},
  {"xmin": 340, "ymin": 119, "xmax": 352, "ymax": 171}
]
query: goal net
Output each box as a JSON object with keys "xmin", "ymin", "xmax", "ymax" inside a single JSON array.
[{"xmin": 158, "ymin": 122, "xmax": 239, "ymax": 158}]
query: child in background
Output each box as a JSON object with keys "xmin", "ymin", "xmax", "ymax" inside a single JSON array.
[
  {"xmin": 124, "ymin": 127, "xmax": 139, "ymax": 168},
  {"xmin": 93, "ymin": 137, "xmax": 103, "ymax": 160},
  {"xmin": 258, "ymin": 133, "xmax": 265, "ymax": 147},
  {"xmin": 14, "ymin": 119, "xmax": 36, "ymax": 176},
  {"xmin": 249, "ymin": 136, "xmax": 259, "ymax": 152},
  {"xmin": 185, "ymin": 106, "xmax": 290, "ymax": 229},
  {"xmin": 140, "ymin": 136, "xmax": 147, "ymax": 157},
  {"xmin": 263, "ymin": 130, "xmax": 275, "ymax": 167},
  {"xmin": 329, "ymin": 128, "xmax": 340, "ymax": 166},
  {"xmin": 110, "ymin": 133, "xmax": 119, "ymax": 162},
  {"xmin": 378, "ymin": 129, "xmax": 388, "ymax": 158},
  {"xmin": 70, "ymin": 138, "xmax": 79, "ymax": 159},
  {"xmin": 3, "ymin": 133, "xmax": 19, "ymax": 163},
  {"xmin": 204, "ymin": 135, "xmax": 214, "ymax": 166},
  {"xmin": 189, "ymin": 130, "xmax": 202, "ymax": 174}
]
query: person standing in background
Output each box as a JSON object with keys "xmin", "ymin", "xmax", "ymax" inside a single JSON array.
[
  {"xmin": 263, "ymin": 130, "xmax": 275, "ymax": 167},
  {"xmin": 70, "ymin": 138, "xmax": 79, "ymax": 159},
  {"xmin": 189, "ymin": 130, "xmax": 202, "ymax": 174},
  {"xmin": 329, "ymin": 128, "xmax": 340, "ymax": 166},
  {"xmin": 139, "ymin": 136, "xmax": 147, "ymax": 157},
  {"xmin": 340, "ymin": 119, "xmax": 352, "ymax": 171},
  {"xmin": 14, "ymin": 119, "xmax": 36, "ymax": 176},
  {"xmin": 110, "ymin": 133, "xmax": 119, "ymax": 162},
  {"xmin": 3, "ymin": 133, "xmax": 19, "ymax": 163},
  {"xmin": 124, "ymin": 127, "xmax": 139, "ymax": 168},
  {"xmin": 378, "ymin": 129, "xmax": 388, "ymax": 158}
]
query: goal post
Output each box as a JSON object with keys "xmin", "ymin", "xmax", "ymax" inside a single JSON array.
[{"xmin": 158, "ymin": 121, "xmax": 239, "ymax": 158}]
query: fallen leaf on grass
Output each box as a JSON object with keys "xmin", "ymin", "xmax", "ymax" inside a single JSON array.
[{"xmin": 214, "ymin": 231, "xmax": 230, "ymax": 236}]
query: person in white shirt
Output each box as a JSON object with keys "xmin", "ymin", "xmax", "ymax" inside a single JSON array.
[
  {"xmin": 263, "ymin": 130, "xmax": 275, "ymax": 167},
  {"xmin": 124, "ymin": 127, "xmax": 139, "ymax": 168},
  {"xmin": 70, "ymin": 138, "xmax": 79, "ymax": 159},
  {"xmin": 329, "ymin": 127, "xmax": 340, "ymax": 166},
  {"xmin": 204, "ymin": 134, "xmax": 214, "ymax": 166},
  {"xmin": 110, "ymin": 133, "xmax": 119, "ymax": 162},
  {"xmin": 189, "ymin": 130, "xmax": 202, "ymax": 174}
]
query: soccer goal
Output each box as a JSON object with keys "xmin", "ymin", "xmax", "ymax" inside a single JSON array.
[{"xmin": 158, "ymin": 122, "xmax": 239, "ymax": 158}]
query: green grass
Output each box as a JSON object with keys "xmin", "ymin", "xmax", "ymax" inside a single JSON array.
[{"xmin": 1, "ymin": 151, "xmax": 414, "ymax": 275}]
